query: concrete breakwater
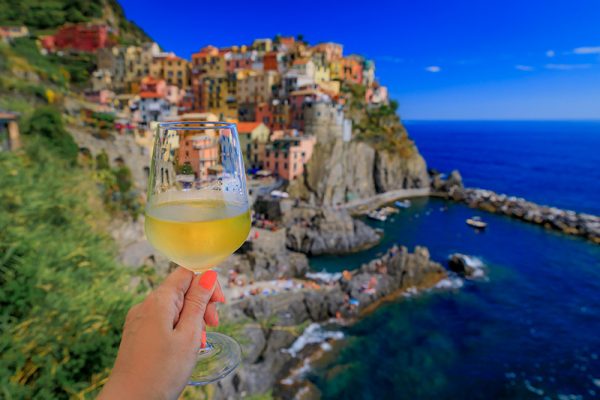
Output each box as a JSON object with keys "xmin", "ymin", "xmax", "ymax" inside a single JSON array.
[{"xmin": 431, "ymin": 171, "xmax": 600, "ymax": 244}]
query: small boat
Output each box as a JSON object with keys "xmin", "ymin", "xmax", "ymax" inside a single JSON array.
[
  {"xmin": 395, "ymin": 200, "xmax": 411, "ymax": 208},
  {"xmin": 466, "ymin": 216, "xmax": 487, "ymax": 230},
  {"xmin": 367, "ymin": 210, "xmax": 387, "ymax": 222}
]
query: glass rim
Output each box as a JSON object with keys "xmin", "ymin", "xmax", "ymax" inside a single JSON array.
[{"xmin": 157, "ymin": 120, "xmax": 236, "ymax": 131}]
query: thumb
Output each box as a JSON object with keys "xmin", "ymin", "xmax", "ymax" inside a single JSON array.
[{"xmin": 176, "ymin": 270, "xmax": 218, "ymax": 334}]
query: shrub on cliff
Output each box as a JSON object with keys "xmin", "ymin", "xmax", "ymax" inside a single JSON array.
[
  {"xmin": 0, "ymin": 139, "xmax": 139, "ymax": 398},
  {"xmin": 25, "ymin": 106, "xmax": 78, "ymax": 164}
]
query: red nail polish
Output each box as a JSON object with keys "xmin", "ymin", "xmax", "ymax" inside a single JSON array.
[
  {"xmin": 199, "ymin": 270, "xmax": 217, "ymax": 290},
  {"xmin": 201, "ymin": 330, "xmax": 207, "ymax": 348}
]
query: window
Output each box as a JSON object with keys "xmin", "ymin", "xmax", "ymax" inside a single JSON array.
[
  {"xmin": 293, "ymin": 163, "xmax": 297, "ymax": 171},
  {"xmin": 275, "ymin": 162, "xmax": 278, "ymax": 169},
  {"xmin": 284, "ymin": 163, "xmax": 288, "ymax": 169},
  {"xmin": 266, "ymin": 161, "xmax": 270, "ymax": 167}
]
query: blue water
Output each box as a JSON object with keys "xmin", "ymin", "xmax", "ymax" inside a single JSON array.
[
  {"xmin": 406, "ymin": 120, "xmax": 600, "ymax": 216},
  {"xmin": 308, "ymin": 121, "xmax": 600, "ymax": 399}
]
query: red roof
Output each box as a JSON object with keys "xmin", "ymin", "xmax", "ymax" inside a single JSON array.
[
  {"xmin": 237, "ymin": 121, "xmax": 262, "ymax": 134},
  {"xmin": 140, "ymin": 92, "xmax": 163, "ymax": 99}
]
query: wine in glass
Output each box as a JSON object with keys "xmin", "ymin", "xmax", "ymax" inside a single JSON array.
[{"xmin": 145, "ymin": 121, "xmax": 250, "ymax": 385}]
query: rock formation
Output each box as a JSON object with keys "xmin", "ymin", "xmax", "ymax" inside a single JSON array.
[
  {"xmin": 211, "ymin": 245, "xmax": 448, "ymax": 399},
  {"xmin": 290, "ymin": 137, "xmax": 429, "ymax": 206},
  {"xmin": 285, "ymin": 206, "xmax": 381, "ymax": 255}
]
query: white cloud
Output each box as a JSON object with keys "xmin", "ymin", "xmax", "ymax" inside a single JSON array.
[
  {"xmin": 573, "ymin": 46, "xmax": 600, "ymax": 55},
  {"xmin": 545, "ymin": 63, "xmax": 592, "ymax": 70},
  {"xmin": 515, "ymin": 65, "xmax": 535, "ymax": 71},
  {"xmin": 546, "ymin": 50, "xmax": 555, "ymax": 57},
  {"xmin": 425, "ymin": 66, "xmax": 441, "ymax": 73}
]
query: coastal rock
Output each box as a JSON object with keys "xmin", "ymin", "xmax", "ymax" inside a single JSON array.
[
  {"xmin": 285, "ymin": 207, "xmax": 381, "ymax": 255},
  {"xmin": 214, "ymin": 245, "xmax": 449, "ymax": 400},
  {"xmin": 374, "ymin": 148, "xmax": 429, "ymax": 192},
  {"xmin": 448, "ymin": 253, "xmax": 483, "ymax": 277},
  {"xmin": 289, "ymin": 136, "xmax": 429, "ymax": 206},
  {"xmin": 222, "ymin": 228, "xmax": 310, "ymax": 280}
]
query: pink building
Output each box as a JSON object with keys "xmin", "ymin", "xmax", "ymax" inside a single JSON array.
[
  {"xmin": 261, "ymin": 136, "xmax": 316, "ymax": 181},
  {"xmin": 178, "ymin": 131, "xmax": 219, "ymax": 182}
]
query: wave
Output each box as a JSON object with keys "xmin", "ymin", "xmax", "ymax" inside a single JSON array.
[
  {"xmin": 306, "ymin": 271, "xmax": 342, "ymax": 284},
  {"xmin": 434, "ymin": 277, "xmax": 465, "ymax": 290},
  {"xmin": 284, "ymin": 323, "xmax": 344, "ymax": 358}
]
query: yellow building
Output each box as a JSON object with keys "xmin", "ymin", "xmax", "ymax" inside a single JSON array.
[
  {"xmin": 192, "ymin": 46, "xmax": 226, "ymax": 77},
  {"xmin": 329, "ymin": 59, "xmax": 342, "ymax": 81},
  {"xmin": 314, "ymin": 63, "xmax": 331, "ymax": 84},
  {"xmin": 124, "ymin": 43, "xmax": 160, "ymax": 89},
  {"xmin": 151, "ymin": 55, "xmax": 190, "ymax": 89},
  {"xmin": 236, "ymin": 70, "xmax": 280, "ymax": 104},
  {"xmin": 192, "ymin": 46, "xmax": 237, "ymax": 120}
]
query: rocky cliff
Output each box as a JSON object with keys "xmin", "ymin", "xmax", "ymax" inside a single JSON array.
[
  {"xmin": 289, "ymin": 137, "xmax": 429, "ymax": 206},
  {"xmin": 285, "ymin": 206, "xmax": 381, "ymax": 255}
]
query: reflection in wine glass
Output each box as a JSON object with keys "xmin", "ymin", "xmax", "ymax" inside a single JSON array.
[{"xmin": 145, "ymin": 121, "xmax": 250, "ymax": 385}]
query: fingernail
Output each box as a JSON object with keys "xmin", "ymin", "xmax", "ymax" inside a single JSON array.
[
  {"xmin": 199, "ymin": 270, "xmax": 217, "ymax": 290},
  {"xmin": 201, "ymin": 330, "xmax": 207, "ymax": 348}
]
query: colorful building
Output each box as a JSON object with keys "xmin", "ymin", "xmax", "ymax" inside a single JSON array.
[
  {"xmin": 151, "ymin": 55, "xmax": 190, "ymax": 89},
  {"xmin": 224, "ymin": 46, "xmax": 257, "ymax": 73},
  {"xmin": 311, "ymin": 42, "xmax": 343, "ymax": 63},
  {"xmin": 124, "ymin": 43, "xmax": 160, "ymax": 89},
  {"xmin": 236, "ymin": 70, "xmax": 280, "ymax": 104},
  {"xmin": 237, "ymin": 121, "xmax": 270, "ymax": 169},
  {"xmin": 362, "ymin": 59, "xmax": 376, "ymax": 87},
  {"xmin": 47, "ymin": 23, "xmax": 113, "ymax": 53},
  {"xmin": 365, "ymin": 84, "xmax": 389, "ymax": 105},
  {"xmin": 289, "ymin": 87, "xmax": 331, "ymax": 131},
  {"xmin": 97, "ymin": 47, "xmax": 126, "ymax": 91},
  {"xmin": 171, "ymin": 113, "xmax": 220, "ymax": 182},
  {"xmin": 264, "ymin": 51, "xmax": 290, "ymax": 73},
  {"xmin": 0, "ymin": 26, "xmax": 28, "ymax": 42},
  {"xmin": 252, "ymin": 38, "xmax": 273, "ymax": 53},
  {"xmin": 255, "ymin": 102, "xmax": 273, "ymax": 127},
  {"xmin": 262, "ymin": 136, "xmax": 316, "ymax": 180},
  {"xmin": 331, "ymin": 56, "xmax": 363, "ymax": 84}
]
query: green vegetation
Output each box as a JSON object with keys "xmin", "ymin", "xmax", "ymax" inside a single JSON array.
[
  {"xmin": 0, "ymin": 0, "xmax": 102, "ymax": 30},
  {"xmin": 24, "ymin": 106, "xmax": 79, "ymax": 164},
  {"xmin": 343, "ymin": 83, "xmax": 416, "ymax": 157},
  {"xmin": 95, "ymin": 150, "xmax": 143, "ymax": 220},
  {"xmin": 0, "ymin": 0, "xmax": 150, "ymax": 44},
  {"xmin": 0, "ymin": 137, "xmax": 142, "ymax": 399}
]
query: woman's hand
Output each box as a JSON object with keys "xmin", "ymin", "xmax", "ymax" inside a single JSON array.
[{"xmin": 99, "ymin": 268, "xmax": 225, "ymax": 400}]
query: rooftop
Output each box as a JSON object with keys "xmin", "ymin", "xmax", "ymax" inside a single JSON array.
[{"xmin": 237, "ymin": 121, "xmax": 263, "ymax": 133}]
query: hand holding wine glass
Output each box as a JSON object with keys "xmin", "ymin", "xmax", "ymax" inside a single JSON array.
[
  {"xmin": 99, "ymin": 268, "xmax": 224, "ymax": 399},
  {"xmin": 144, "ymin": 121, "xmax": 249, "ymax": 385}
]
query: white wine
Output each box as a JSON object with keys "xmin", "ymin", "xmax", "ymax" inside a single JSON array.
[{"xmin": 145, "ymin": 199, "xmax": 251, "ymax": 272}]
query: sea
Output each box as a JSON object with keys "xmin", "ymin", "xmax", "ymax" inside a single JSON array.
[{"xmin": 308, "ymin": 121, "xmax": 600, "ymax": 399}]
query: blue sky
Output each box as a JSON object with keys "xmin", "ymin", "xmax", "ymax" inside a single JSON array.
[{"xmin": 119, "ymin": 0, "xmax": 600, "ymax": 120}]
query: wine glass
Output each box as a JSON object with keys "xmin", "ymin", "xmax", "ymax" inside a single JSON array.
[{"xmin": 144, "ymin": 121, "xmax": 250, "ymax": 385}]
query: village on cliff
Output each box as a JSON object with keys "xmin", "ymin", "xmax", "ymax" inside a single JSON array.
[{"xmin": 14, "ymin": 22, "xmax": 388, "ymax": 183}]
